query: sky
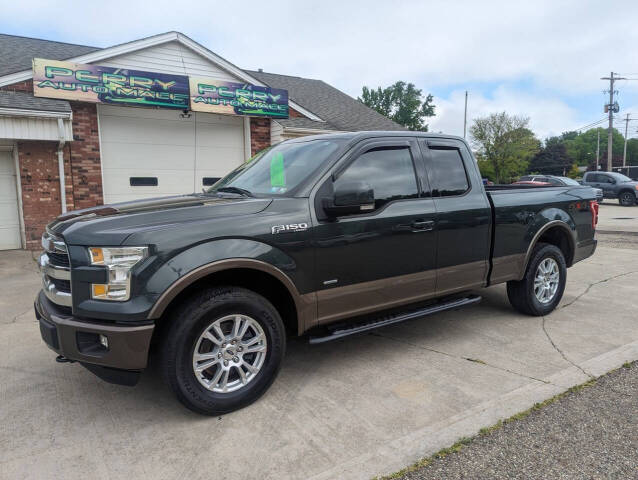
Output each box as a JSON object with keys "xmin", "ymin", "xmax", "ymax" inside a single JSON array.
[{"xmin": 3, "ymin": 0, "xmax": 638, "ymax": 141}]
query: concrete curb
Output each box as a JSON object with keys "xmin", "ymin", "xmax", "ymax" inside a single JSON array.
[{"xmin": 309, "ymin": 340, "xmax": 638, "ymax": 480}]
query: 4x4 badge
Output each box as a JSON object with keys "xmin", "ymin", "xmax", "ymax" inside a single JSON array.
[{"xmin": 271, "ymin": 223, "xmax": 308, "ymax": 234}]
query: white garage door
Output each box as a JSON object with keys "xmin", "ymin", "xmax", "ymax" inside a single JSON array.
[
  {"xmin": 0, "ymin": 149, "xmax": 22, "ymax": 250},
  {"xmin": 98, "ymin": 105, "xmax": 246, "ymax": 204}
]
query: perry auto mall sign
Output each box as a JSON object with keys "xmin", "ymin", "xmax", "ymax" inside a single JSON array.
[{"xmin": 32, "ymin": 58, "xmax": 289, "ymax": 118}]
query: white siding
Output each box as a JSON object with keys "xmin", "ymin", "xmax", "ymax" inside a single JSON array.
[
  {"xmin": 99, "ymin": 41, "xmax": 241, "ymax": 82},
  {"xmin": 0, "ymin": 116, "xmax": 72, "ymax": 141},
  {"xmin": 271, "ymin": 120, "xmax": 284, "ymax": 145}
]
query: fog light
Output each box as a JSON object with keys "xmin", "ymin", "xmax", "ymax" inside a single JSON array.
[{"xmin": 99, "ymin": 334, "xmax": 109, "ymax": 349}]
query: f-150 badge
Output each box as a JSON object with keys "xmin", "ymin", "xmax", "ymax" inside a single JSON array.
[{"xmin": 271, "ymin": 223, "xmax": 308, "ymax": 234}]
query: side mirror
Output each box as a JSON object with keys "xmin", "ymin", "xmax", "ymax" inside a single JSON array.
[{"xmin": 322, "ymin": 181, "xmax": 375, "ymax": 216}]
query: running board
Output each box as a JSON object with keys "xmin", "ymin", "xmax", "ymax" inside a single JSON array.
[{"xmin": 309, "ymin": 295, "xmax": 481, "ymax": 344}]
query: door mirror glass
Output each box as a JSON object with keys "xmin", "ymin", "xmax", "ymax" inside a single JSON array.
[{"xmin": 323, "ymin": 181, "xmax": 375, "ymax": 216}]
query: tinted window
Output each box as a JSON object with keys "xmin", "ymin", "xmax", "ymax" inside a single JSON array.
[
  {"xmin": 557, "ymin": 177, "xmax": 580, "ymax": 186},
  {"xmin": 427, "ymin": 148, "xmax": 470, "ymax": 196},
  {"xmin": 547, "ymin": 178, "xmax": 563, "ymax": 186},
  {"xmin": 336, "ymin": 147, "xmax": 418, "ymax": 208},
  {"xmin": 599, "ymin": 175, "xmax": 614, "ymax": 184},
  {"xmin": 586, "ymin": 173, "xmax": 600, "ymax": 182}
]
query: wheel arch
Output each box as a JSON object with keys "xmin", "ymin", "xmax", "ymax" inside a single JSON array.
[
  {"xmin": 148, "ymin": 258, "xmax": 314, "ymax": 336},
  {"xmin": 521, "ymin": 220, "xmax": 575, "ymax": 278}
]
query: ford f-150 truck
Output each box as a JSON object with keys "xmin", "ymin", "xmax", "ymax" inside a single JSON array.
[{"xmin": 35, "ymin": 131, "xmax": 599, "ymax": 415}]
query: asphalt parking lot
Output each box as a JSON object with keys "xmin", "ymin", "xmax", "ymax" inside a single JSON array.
[{"xmin": 2, "ymin": 203, "xmax": 638, "ymax": 480}]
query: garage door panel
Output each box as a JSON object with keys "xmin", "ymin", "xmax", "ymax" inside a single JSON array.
[
  {"xmin": 101, "ymin": 142, "xmax": 195, "ymax": 170},
  {"xmin": 100, "ymin": 116, "xmax": 195, "ymax": 145},
  {"xmin": 0, "ymin": 150, "xmax": 21, "ymax": 250},
  {"xmin": 99, "ymin": 106, "xmax": 246, "ymax": 204}
]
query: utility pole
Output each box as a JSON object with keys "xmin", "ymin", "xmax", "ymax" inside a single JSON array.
[
  {"xmin": 623, "ymin": 113, "xmax": 630, "ymax": 167},
  {"xmin": 601, "ymin": 72, "xmax": 625, "ymax": 171},
  {"xmin": 596, "ymin": 130, "xmax": 600, "ymax": 171},
  {"xmin": 463, "ymin": 90, "xmax": 468, "ymax": 139}
]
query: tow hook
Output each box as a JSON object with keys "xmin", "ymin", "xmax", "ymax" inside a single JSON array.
[{"xmin": 56, "ymin": 355, "xmax": 75, "ymax": 364}]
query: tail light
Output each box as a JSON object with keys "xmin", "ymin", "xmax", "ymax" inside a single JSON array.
[{"xmin": 589, "ymin": 200, "xmax": 599, "ymax": 230}]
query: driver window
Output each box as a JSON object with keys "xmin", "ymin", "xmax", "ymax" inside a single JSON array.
[{"xmin": 335, "ymin": 147, "xmax": 418, "ymax": 209}]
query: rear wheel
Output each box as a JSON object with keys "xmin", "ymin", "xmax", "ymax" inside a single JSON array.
[
  {"xmin": 507, "ymin": 243, "xmax": 567, "ymax": 316},
  {"xmin": 161, "ymin": 287, "xmax": 286, "ymax": 415},
  {"xmin": 619, "ymin": 191, "xmax": 636, "ymax": 206}
]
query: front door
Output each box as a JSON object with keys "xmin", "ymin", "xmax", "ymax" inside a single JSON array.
[{"xmin": 312, "ymin": 138, "xmax": 437, "ymax": 325}]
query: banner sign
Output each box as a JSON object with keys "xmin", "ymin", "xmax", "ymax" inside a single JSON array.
[
  {"xmin": 33, "ymin": 59, "xmax": 289, "ymax": 118},
  {"xmin": 33, "ymin": 58, "xmax": 190, "ymax": 109},
  {"xmin": 189, "ymin": 78, "xmax": 289, "ymax": 118}
]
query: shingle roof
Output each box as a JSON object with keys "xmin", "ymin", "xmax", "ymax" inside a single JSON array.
[
  {"xmin": 0, "ymin": 90, "xmax": 71, "ymax": 112},
  {"xmin": 0, "ymin": 33, "xmax": 100, "ymax": 77},
  {"xmin": 247, "ymin": 70, "xmax": 406, "ymax": 132},
  {"xmin": 276, "ymin": 117, "xmax": 339, "ymax": 131}
]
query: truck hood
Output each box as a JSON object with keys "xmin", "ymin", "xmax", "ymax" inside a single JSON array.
[{"xmin": 48, "ymin": 194, "xmax": 272, "ymax": 246}]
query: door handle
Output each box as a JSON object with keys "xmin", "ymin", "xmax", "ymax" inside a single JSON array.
[{"xmin": 411, "ymin": 220, "xmax": 434, "ymax": 232}]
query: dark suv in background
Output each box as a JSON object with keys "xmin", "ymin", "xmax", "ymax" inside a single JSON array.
[{"xmin": 581, "ymin": 171, "xmax": 638, "ymax": 206}]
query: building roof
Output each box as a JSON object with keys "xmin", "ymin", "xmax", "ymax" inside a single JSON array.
[
  {"xmin": 0, "ymin": 90, "xmax": 71, "ymax": 112},
  {"xmin": 0, "ymin": 33, "xmax": 100, "ymax": 77},
  {"xmin": 247, "ymin": 70, "xmax": 405, "ymax": 132},
  {"xmin": 0, "ymin": 32, "xmax": 404, "ymax": 131}
]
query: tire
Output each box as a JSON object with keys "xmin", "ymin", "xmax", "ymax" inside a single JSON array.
[
  {"xmin": 507, "ymin": 243, "xmax": 567, "ymax": 316},
  {"xmin": 619, "ymin": 191, "xmax": 636, "ymax": 206},
  {"xmin": 161, "ymin": 286, "xmax": 286, "ymax": 415}
]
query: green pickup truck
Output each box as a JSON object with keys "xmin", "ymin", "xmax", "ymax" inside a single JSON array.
[{"xmin": 36, "ymin": 131, "xmax": 599, "ymax": 415}]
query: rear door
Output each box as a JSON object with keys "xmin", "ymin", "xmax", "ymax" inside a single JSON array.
[
  {"xmin": 312, "ymin": 137, "xmax": 437, "ymax": 325},
  {"xmin": 419, "ymin": 138, "xmax": 491, "ymax": 295}
]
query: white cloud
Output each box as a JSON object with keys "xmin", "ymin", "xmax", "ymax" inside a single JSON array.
[
  {"xmin": 3, "ymin": 0, "xmax": 638, "ymax": 138},
  {"xmin": 429, "ymin": 88, "xmax": 582, "ymax": 140}
]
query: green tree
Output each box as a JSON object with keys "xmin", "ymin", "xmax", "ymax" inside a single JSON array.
[
  {"xmin": 359, "ymin": 81, "xmax": 435, "ymax": 131},
  {"xmin": 528, "ymin": 140, "xmax": 572, "ymax": 175},
  {"xmin": 561, "ymin": 127, "xmax": 625, "ymax": 167},
  {"xmin": 469, "ymin": 112, "xmax": 540, "ymax": 183}
]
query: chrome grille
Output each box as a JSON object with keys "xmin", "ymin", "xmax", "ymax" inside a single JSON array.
[{"xmin": 40, "ymin": 229, "xmax": 72, "ymax": 307}]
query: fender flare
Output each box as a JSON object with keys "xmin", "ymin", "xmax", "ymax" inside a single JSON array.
[
  {"xmin": 147, "ymin": 258, "xmax": 316, "ymax": 334},
  {"xmin": 520, "ymin": 220, "xmax": 575, "ymax": 277}
]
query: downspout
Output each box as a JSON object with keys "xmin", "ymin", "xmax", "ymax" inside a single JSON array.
[{"xmin": 57, "ymin": 118, "xmax": 67, "ymax": 213}]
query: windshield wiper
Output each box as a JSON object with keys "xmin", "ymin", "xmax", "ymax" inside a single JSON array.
[{"xmin": 215, "ymin": 186, "xmax": 254, "ymax": 197}]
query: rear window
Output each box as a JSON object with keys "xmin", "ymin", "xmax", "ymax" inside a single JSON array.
[{"xmin": 427, "ymin": 147, "xmax": 470, "ymax": 196}]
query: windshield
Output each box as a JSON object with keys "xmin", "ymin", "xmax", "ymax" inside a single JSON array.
[
  {"xmin": 208, "ymin": 139, "xmax": 343, "ymax": 196},
  {"xmin": 557, "ymin": 177, "xmax": 580, "ymax": 185},
  {"xmin": 610, "ymin": 172, "xmax": 632, "ymax": 182}
]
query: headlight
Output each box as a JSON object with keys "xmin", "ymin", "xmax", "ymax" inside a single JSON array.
[{"xmin": 88, "ymin": 247, "xmax": 148, "ymax": 301}]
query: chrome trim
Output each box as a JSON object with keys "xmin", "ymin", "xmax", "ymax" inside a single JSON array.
[
  {"xmin": 42, "ymin": 228, "xmax": 67, "ymax": 254},
  {"xmin": 39, "ymin": 253, "xmax": 71, "ymax": 280},
  {"xmin": 42, "ymin": 275, "xmax": 72, "ymax": 307}
]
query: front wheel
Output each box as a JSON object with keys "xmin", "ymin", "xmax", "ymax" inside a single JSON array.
[
  {"xmin": 161, "ymin": 287, "xmax": 286, "ymax": 415},
  {"xmin": 619, "ymin": 191, "xmax": 636, "ymax": 206},
  {"xmin": 507, "ymin": 243, "xmax": 567, "ymax": 316}
]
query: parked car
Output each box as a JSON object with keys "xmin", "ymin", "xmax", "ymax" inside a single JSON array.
[
  {"xmin": 513, "ymin": 180, "xmax": 551, "ymax": 186},
  {"xmin": 35, "ymin": 132, "xmax": 599, "ymax": 415},
  {"xmin": 520, "ymin": 175, "xmax": 603, "ymax": 203},
  {"xmin": 581, "ymin": 171, "xmax": 638, "ymax": 206}
]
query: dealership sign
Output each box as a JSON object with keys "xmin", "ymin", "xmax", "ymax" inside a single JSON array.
[
  {"xmin": 33, "ymin": 59, "xmax": 289, "ymax": 118},
  {"xmin": 189, "ymin": 78, "xmax": 289, "ymax": 118},
  {"xmin": 33, "ymin": 58, "xmax": 190, "ymax": 109}
]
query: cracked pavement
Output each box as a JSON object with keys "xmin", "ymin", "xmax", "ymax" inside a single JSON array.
[{"xmin": 2, "ymin": 212, "xmax": 638, "ymax": 479}]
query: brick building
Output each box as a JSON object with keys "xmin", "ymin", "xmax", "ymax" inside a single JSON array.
[{"xmin": 0, "ymin": 31, "xmax": 402, "ymax": 250}]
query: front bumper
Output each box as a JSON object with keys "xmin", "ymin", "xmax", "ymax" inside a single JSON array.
[{"xmin": 35, "ymin": 291, "xmax": 154, "ymax": 382}]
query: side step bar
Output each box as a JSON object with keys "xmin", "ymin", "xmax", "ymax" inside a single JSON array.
[{"xmin": 309, "ymin": 295, "xmax": 481, "ymax": 344}]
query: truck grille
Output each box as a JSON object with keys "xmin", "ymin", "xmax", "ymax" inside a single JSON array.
[{"xmin": 40, "ymin": 229, "xmax": 72, "ymax": 307}]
